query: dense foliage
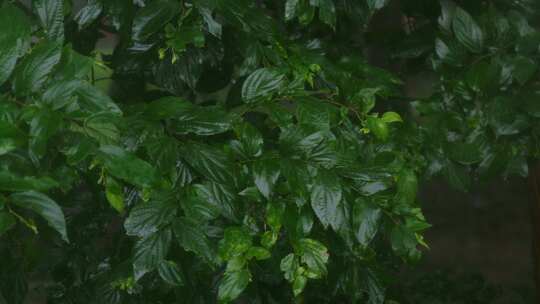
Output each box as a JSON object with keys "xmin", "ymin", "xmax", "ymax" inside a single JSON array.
[{"xmin": 0, "ymin": 0, "xmax": 539, "ymax": 303}]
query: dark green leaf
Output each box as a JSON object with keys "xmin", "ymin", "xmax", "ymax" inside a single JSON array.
[
  {"xmin": 0, "ymin": 4, "xmax": 31, "ymax": 85},
  {"xmin": 10, "ymin": 191, "xmax": 68, "ymax": 242},
  {"xmin": 353, "ymin": 200, "xmax": 382, "ymax": 247},
  {"xmin": 510, "ymin": 56, "xmax": 537, "ymax": 85},
  {"xmin": 181, "ymin": 142, "xmax": 236, "ymax": 186},
  {"xmin": 34, "ymin": 0, "xmax": 64, "ymax": 42},
  {"xmin": 310, "ymin": 169, "xmax": 342, "ymax": 229},
  {"xmin": 367, "ymin": 0, "xmax": 389, "ymax": 11},
  {"xmin": 12, "ymin": 41, "xmax": 62, "ymax": 96},
  {"xmin": 76, "ymin": 82, "xmax": 122, "ymax": 114},
  {"xmin": 74, "ymin": 0, "xmax": 103, "ymax": 30},
  {"xmin": 173, "ymin": 217, "xmax": 217, "ymax": 265},
  {"xmin": 452, "ymin": 7, "xmax": 484, "ymax": 53},
  {"xmin": 132, "ymin": 0, "xmax": 181, "ymax": 41},
  {"xmin": 158, "ymin": 260, "xmax": 184, "ymax": 286},
  {"xmin": 395, "ymin": 169, "xmax": 418, "ymax": 205},
  {"xmin": 133, "ymin": 229, "xmax": 172, "ymax": 280},
  {"xmin": 218, "ymin": 269, "xmax": 251, "ymax": 302},
  {"xmin": 242, "ymin": 68, "xmax": 286, "ymax": 103},
  {"xmin": 252, "ymin": 157, "xmax": 280, "ymax": 199},
  {"xmin": 0, "ymin": 171, "xmax": 59, "ymax": 192},
  {"xmin": 124, "ymin": 200, "xmax": 176, "ymax": 237},
  {"xmin": 0, "ymin": 212, "xmax": 16, "ymax": 236},
  {"xmin": 98, "ymin": 145, "xmax": 160, "ymax": 188}
]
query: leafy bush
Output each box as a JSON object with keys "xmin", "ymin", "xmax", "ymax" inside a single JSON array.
[{"xmin": 0, "ymin": 0, "xmax": 538, "ymax": 303}]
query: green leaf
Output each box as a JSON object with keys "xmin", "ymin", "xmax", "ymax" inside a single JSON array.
[
  {"xmin": 133, "ymin": 229, "xmax": 172, "ymax": 280},
  {"xmin": 74, "ymin": 0, "xmax": 103, "ymax": 30},
  {"xmin": 353, "ymin": 200, "xmax": 382, "ymax": 247},
  {"xmin": 310, "ymin": 169, "xmax": 342, "ymax": 229},
  {"xmin": 280, "ymin": 253, "xmax": 298, "ymax": 281},
  {"xmin": 438, "ymin": 0, "xmax": 456, "ymax": 32},
  {"xmin": 170, "ymin": 105, "xmax": 233, "ymax": 136},
  {"xmin": 28, "ymin": 108, "xmax": 62, "ymax": 161},
  {"xmin": 395, "ymin": 169, "xmax": 418, "ymax": 205},
  {"xmin": 10, "ymin": 191, "xmax": 68, "ymax": 242},
  {"xmin": 98, "ymin": 145, "xmax": 160, "ymax": 188},
  {"xmin": 76, "ymin": 82, "xmax": 122, "ymax": 114},
  {"xmin": 55, "ymin": 47, "xmax": 94, "ymax": 80},
  {"xmin": 33, "ymin": 0, "xmax": 64, "ymax": 42},
  {"xmin": 124, "ymin": 200, "xmax": 176, "ymax": 237},
  {"xmin": 83, "ymin": 112, "xmax": 120, "ymax": 144},
  {"xmin": 219, "ymin": 227, "xmax": 252, "ymax": 261},
  {"xmin": 218, "ymin": 269, "xmax": 251, "ymax": 302},
  {"xmin": 293, "ymin": 275, "xmax": 308, "ymax": 296},
  {"xmin": 0, "ymin": 212, "xmax": 16, "ymax": 236},
  {"xmin": 0, "ymin": 121, "xmax": 26, "ymax": 156},
  {"xmin": 132, "ymin": 0, "xmax": 181, "ymax": 41},
  {"xmin": 452, "ymin": 7, "xmax": 484, "ymax": 53},
  {"xmin": 367, "ymin": 0, "xmax": 390, "ymax": 11},
  {"xmin": 0, "ymin": 171, "xmax": 59, "ymax": 192},
  {"xmin": 0, "ymin": 4, "xmax": 31, "ymax": 85},
  {"xmin": 193, "ymin": 182, "xmax": 238, "ymax": 221},
  {"xmin": 390, "ymin": 225, "xmax": 419, "ymax": 260},
  {"xmin": 173, "ymin": 217, "xmax": 217, "ymax": 265},
  {"xmin": 105, "ymin": 177, "xmax": 125, "ymax": 213},
  {"xmin": 380, "ymin": 112, "xmax": 403, "ymax": 124},
  {"xmin": 510, "ymin": 56, "xmax": 537, "ymax": 85},
  {"xmin": 487, "ymin": 97, "xmax": 529, "ymax": 136},
  {"xmin": 246, "ymin": 246, "xmax": 271, "ymax": 260},
  {"xmin": 285, "ymin": 0, "xmax": 299, "ymax": 20},
  {"xmin": 231, "ymin": 122, "xmax": 264, "ymax": 158},
  {"xmin": 310, "ymin": 0, "xmax": 336, "ymax": 29},
  {"xmin": 41, "ymin": 79, "xmax": 81, "ymax": 109},
  {"xmin": 144, "ymin": 97, "xmax": 192, "ymax": 120},
  {"xmin": 366, "ymin": 117, "xmax": 389, "ymax": 141},
  {"xmin": 252, "ymin": 157, "xmax": 280, "ymax": 199},
  {"xmin": 365, "ymin": 268, "xmax": 386, "ymax": 304},
  {"xmin": 12, "ymin": 41, "xmax": 62, "ymax": 96},
  {"xmin": 181, "ymin": 142, "xmax": 236, "ymax": 186},
  {"xmin": 158, "ymin": 260, "xmax": 184, "ymax": 286},
  {"xmin": 297, "ymin": 238, "xmax": 328, "ymax": 278},
  {"xmin": 465, "ymin": 61, "xmax": 500, "ymax": 93},
  {"xmin": 199, "ymin": 7, "xmax": 222, "ymax": 38},
  {"xmin": 448, "ymin": 142, "xmax": 483, "ymax": 165},
  {"xmin": 242, "ymin": 68, "xmax": 286, "ymax": 103}
]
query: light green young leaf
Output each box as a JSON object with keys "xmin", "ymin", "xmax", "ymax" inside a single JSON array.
[
  {"xmin": 105, "ymin": 177, "xmax": 125, "ymax": 213},
  {"xmin": 380, "ymin": 112, "xmax": 403, "ymax": 124}
]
